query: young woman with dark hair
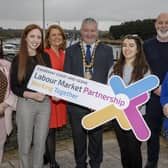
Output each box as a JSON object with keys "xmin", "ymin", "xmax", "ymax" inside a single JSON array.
[{"xmin": 108, "ymin": 35, "xmax": 150, "ymax": 168}]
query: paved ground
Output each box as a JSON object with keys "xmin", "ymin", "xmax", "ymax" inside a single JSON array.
[{"xmin": 1, "ymin": 131, "xmax": 168, "ymax": 168}]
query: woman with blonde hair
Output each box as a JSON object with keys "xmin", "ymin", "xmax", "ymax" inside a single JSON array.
[{"xmin": 44, "ymin": 24, "xmax": 67, "ymax": 168}]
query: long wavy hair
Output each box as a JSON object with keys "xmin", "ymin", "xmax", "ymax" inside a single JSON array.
[
  {"xmin": 18, "ymin": 24, "xmax": 44, "ymax": 83},
  {"xmin": 112, "ymin": 35, "xmax": 150, "ymax": 83},
  {"xmin": 45, "ymin": 24, "xmax": 67, "ymax": 50}
]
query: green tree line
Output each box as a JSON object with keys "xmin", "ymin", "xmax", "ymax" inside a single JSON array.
[
  {"xmin": 0, "ymin": 27, "xmax": 22, "ymax": 39},
  {"xmin": 109, "ymin": 19, "xmax": 156, "ymax": 40}
]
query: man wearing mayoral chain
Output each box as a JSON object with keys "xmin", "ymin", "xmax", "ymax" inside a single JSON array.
[{"xmin": 64, "ymin": 18, "xmax": 113, "ymax": 168}]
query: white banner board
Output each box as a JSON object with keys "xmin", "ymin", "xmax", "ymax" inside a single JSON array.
[{"xmin": 27, "ymin": 65, "xmax": 127, "ymax": 110}]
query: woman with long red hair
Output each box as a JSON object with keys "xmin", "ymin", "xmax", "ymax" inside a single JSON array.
[{"xmin": 10, "ymin": 24, "xmax": 51, "ymax": 168}]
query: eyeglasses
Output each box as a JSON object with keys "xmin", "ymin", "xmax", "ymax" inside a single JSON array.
[
  {"xmin": 123, "ymin": 34, "xmax": 143, "ymax": 41},
  {"xmin": 122, "ymin": 34, "xmax": 143, "ymax": 45},
  {"xmin": 124, "ymin": 34, "xmax": 139, "ymax": 37}
]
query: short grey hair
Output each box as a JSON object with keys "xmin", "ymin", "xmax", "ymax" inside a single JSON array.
[{"xmin": 81, "ymin": 17, "xmax": 98, "ymax": 28}]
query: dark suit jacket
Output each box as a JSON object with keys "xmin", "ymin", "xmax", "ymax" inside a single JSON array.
[{"xmin": 64, "ymin": 42, "xmax": 113, "ymax": 113}]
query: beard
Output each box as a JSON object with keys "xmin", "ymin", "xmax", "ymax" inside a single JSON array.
[{"xmin": 157, "ymin": 29, "xmax": 168, "ymax": 39}]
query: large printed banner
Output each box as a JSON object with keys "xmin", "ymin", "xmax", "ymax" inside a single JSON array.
[{"xmin": 27, "ymin": 65, "xmax": 159, "ymax": 141}]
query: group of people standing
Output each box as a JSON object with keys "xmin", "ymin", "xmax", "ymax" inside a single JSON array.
[
  {"xmin": 0, "ymin": 12, "xmax": 168, "ymax": 168},
  {"xmin": 1, "ymin": 24, "xmax": 67, "ymax": 168}
]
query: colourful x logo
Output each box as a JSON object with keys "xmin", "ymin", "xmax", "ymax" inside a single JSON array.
[{"xmin": 82, "ymin": 75, "xmax": 159, "ymax": 141}]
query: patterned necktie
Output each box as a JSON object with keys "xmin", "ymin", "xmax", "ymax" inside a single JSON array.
[{"xmin": 86, "ymin": 45, "xmax": 91, "ymax": 64}]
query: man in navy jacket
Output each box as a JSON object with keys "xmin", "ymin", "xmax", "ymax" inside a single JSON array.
[
  {"xmin": 143, "ymin": 12, "xmax": 168, "ymax": 168},
  {"xmin": 64, "ymin": 18, "xmax": 113, "ymax": 168}
]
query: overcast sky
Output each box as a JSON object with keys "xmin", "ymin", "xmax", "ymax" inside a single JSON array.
[{"xmin": 0, "ymin": 0, "xmax": 167, "ymax": 30}]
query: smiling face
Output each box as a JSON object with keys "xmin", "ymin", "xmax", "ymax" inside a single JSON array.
[
  {"xmin": 48, "ymin": 28, "xmax": 63, "ymax": 49},
  {"xmin": 25, "ymin": 28, "xmax": 42, "ymax": 55},
  {"xmin": 80, "ymin": 22, "xmax": 98, "ymax": 45},
  {"xmin": 155, "ymin": 13, "xmax": 168, "ymax": 41},
  {"xmin": 122, "ymin": 38, "xmax": 138, "ymax": 63}
]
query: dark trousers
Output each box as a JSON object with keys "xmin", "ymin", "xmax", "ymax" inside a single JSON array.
[
  {"xmin": 145, "ymin": 94, "xmax": 163, "ymax": 163},
  {"xmin": 113, "ymin": 121, "xmax": 142, "ymax": 168},
  {"xmin": 68, "ymin": 109, "xmax": 103, "ymax": 168},
  {"xmin": 146, "ymin": 130, "xmax": 160, "ymax": 162},
  {"xmin": 44, "ymin": 128, "xmax": 57, "ymax": 164}
]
